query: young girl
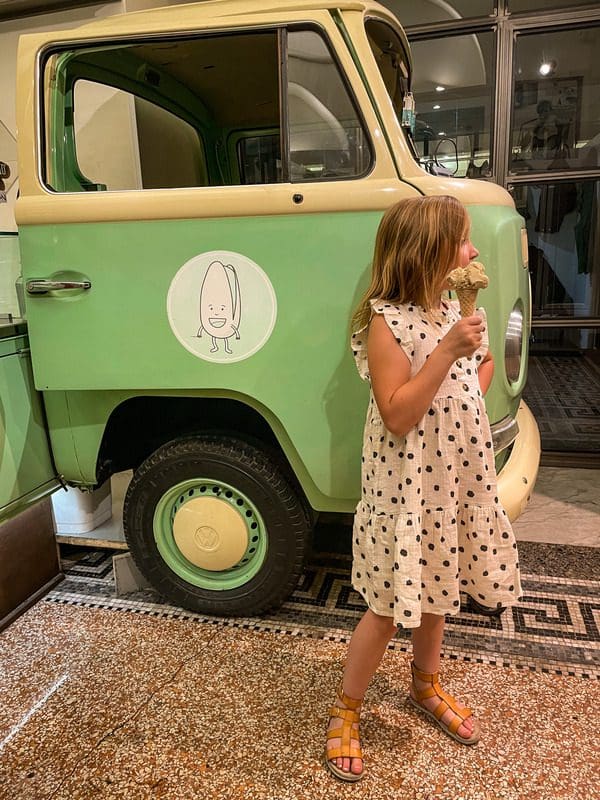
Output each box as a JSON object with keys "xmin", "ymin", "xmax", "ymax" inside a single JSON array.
[{"xmin": 325, "ymin": 195, "xmax": 522, "ymax": 782}]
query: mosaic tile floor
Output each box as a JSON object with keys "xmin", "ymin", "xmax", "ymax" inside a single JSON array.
[
  {"xmin": 524, "ymin": 354, "xmax": 600, "ymax": 453},
  {"xmin": 47, "ymin": 537, "xmax": 600, "ymax": 680}
]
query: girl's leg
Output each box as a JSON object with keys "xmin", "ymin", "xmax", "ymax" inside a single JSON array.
[
  {"xmin": 410, "ymin": 613, "xmax": 475, "ymax": 738},
  {"xmin": 327, "ymin": 608, "xmax": 397, "ymax": 775},
  {"xmin": 411, "ymin": 612, "xmax": 445, "ymax": 672}
]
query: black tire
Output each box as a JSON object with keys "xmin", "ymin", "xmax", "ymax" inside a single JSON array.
[{"xmin": 123, "ymin": 435, "xmax": 312, "ymax": 616}]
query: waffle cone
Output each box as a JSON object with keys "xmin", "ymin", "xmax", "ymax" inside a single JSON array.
[{"xmin": 456, "ymin": 288, "xmax": 478, "ymax": 317}]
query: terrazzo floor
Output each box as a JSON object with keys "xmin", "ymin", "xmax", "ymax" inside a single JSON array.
[
  {"xmin": 1, "ymin": 467, "xmax": 599, "ymax": 800},
  {"xmin": 1, "ymin": 602, "xmax": 598, "ymax": 800}
]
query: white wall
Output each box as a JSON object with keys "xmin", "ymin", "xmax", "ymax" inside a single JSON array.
[
  {"xmin": 0, "ymin": 0, "xmax": 202, "ymax": 232},
  {"xmin": 0, "ymin": 2, "xmax": 124, "ymax": 231}
]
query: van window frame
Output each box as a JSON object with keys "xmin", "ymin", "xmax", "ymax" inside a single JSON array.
[
  {"xmin": 281, "ymin": 23, "xmax": 375, "ymax": 183},
  {"xmin": 364, "ymin": 15, "xmax": 419, "ymax": 163},
  {"xmin": 38, "ymin": 20, "xmax": 375, "ymax": 194}
]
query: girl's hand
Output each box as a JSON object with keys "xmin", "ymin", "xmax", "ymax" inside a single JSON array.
[{"xmin": 441, "ymin": 314, "xmax": 484, "ymax": 359}]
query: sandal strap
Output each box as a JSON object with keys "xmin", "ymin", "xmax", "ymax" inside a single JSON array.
[
  {"xmin": 327, "ymin": 744, "xmax": 363, "ymax": 760},
  {"xmin": 411, "ymin": 661, "xmax": 439, "ymax": 684},
  {"xmin": 328, "ymin": 705, "xmax": 360, "ymax": 724},
  {"xmin": 411, "ymin": 661, "xmax": 473, "ymax": 729},
  {"xmin": 327, "ymin": 724, "xmax": 360, "ymax": 740},
  {"xmin": 431, "ymin": 687, "xmax": 472, "ymax": 721},
  {"xmin": 327, "ymin": 722, "xmax": 363, "ymax": 759},
  {"xmin": 326, "ymin": 684, "xmax": 363, "ymax": 762},
  {"xmin": 336, "ymin": 684, "xmax": 362, "ymax": 711}
]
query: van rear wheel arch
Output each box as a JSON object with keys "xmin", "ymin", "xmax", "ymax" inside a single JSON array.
[{"xmin": 96, "ymin": 396, "xmax": 312, "ymax": 512}]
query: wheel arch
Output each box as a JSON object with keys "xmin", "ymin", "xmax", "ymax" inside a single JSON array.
[{"xmin": 95, "ymin": 395, "xmax": 318, "ymax": 515}]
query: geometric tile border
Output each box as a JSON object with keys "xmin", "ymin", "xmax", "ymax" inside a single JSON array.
[{"xmin": 47, "ymin": 547, "xmax": 600, "ymax": 680}]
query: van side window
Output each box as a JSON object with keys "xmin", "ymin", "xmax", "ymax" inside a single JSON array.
[
  {"xmin": 72, "ymin": 81, "xmax": 207, "ymax": 191},
  {"xmin": 236, "ymin": 134, "xmax": 281, "ymax": 185},
  {"xmin": 286, "ymin": 30, "xmax": 372, "ymax": 181},
  {"xmin": 43, "ymin": 31, "xmax": 281, "ymax": 192},
  {"xmin": 42, "ymin": 27, "xmax": 370, "ymax": 192}
]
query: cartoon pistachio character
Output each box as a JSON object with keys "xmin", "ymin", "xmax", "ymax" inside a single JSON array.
[{"xmin": 197, "ymin": 260, "xmax": 241, "ymax": 354}]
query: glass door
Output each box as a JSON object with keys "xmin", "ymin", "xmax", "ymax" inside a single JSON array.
[{"xmin": 508, "ymin": 23, "xmax": 600, "ymax": 455}]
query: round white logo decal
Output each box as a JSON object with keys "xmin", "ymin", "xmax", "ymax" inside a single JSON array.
[{"xmin": 167, "ymin": 250, "xmax": 277, "ymax": 363}]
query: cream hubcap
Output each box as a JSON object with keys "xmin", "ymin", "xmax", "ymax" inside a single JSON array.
[{"xmin": 172, "ymin": 497, "xmax": 248, "ymax": 570}]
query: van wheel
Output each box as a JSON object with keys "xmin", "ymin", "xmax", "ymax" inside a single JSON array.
[{"xmin": 123, "ymin": 436, "xmax": 311, "ymax": 616}]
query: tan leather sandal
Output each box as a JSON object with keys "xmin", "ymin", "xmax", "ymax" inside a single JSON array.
[
  {"xmin": 408, "ymin": 662, "xmax": 481, "ymax": 745},
  {"xmin": 324, "ymin": 685, "xmax": 364, "ymax": 782}
]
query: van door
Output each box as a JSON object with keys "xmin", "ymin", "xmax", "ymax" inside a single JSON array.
[{"xmin": 16, "ymin": 11, "xmax": 416, "ymax": 505}]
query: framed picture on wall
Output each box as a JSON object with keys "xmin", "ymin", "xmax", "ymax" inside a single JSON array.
[{"xmin": 513, "ymin": 76, "xmax": 582, "ymax": 162}]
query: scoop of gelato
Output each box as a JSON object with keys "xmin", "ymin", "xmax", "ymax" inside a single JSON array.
[
  {"xmin": 447, "ymin": 261, "xmax": 489, "ymax": 317},
  {"xmin": 447, "ymin": 261, "xmax": 489, "ymax": 291}
]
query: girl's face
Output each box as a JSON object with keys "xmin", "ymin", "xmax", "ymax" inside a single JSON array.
[
  {"xmin": 439, "ymin": 231, "xmax": 479, "ymax": 293},
  {"xmin": 457, "ymin": 232, "xmax": 479, "ymax": 267}
]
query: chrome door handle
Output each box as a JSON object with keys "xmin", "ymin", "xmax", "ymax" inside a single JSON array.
[{"xmin": 26, "ymin": 279, "xmax": 92, "ymax": 294}]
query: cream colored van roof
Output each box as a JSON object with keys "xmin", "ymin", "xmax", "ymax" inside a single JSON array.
[{"xmin": 51, "ymin": 0, "xmax": 392, "ymax": 38}]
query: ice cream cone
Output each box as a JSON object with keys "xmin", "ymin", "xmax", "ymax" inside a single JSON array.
[
  {"xmin": 455, "ymin": 288, "xmax": 478, "ymax": 318},
  {"xmin": 447, "ymin": 261, "xmax": 489, "ymax": 317}
]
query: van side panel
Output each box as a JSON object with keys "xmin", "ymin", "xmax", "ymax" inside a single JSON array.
[
  {"xmin": 24, "ymin": 209, "xmax": 404, "ymax": 504},
  {"xmin": 0, "ymin": 334, "xmax": 58, "ymax": 519},
  {"xmin": 35, "ymin": 203, "xmax": 526, "ymax": 510},
  {"xmin": 465, "ymin": 203, "xmax": 529, "ymax": 424},
  {"xmin": 42, "ymin": 390, "xmax": 86, "ymax": 483}
]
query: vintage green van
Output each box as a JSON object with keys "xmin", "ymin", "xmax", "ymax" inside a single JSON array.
[{"xmin": 2, "ymin": 0, "xmax": 539, "ymax": 616}]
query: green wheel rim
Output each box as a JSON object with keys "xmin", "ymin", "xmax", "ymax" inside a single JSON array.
[{"xmin": 153, "ymin": 478, "xmax": 268, "ymax": 590}]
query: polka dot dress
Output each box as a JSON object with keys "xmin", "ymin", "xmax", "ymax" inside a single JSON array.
[{"xmin": 350, "ymin": 299, "xmax": 522, "ymax": 628}]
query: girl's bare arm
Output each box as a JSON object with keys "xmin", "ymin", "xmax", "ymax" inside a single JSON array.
[{"xmin": 368, "ymin": 314, "xmax": 483, "ymax": 437}]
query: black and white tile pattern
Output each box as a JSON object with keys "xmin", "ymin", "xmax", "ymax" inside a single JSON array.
[{"xmin": 47, "ymin": 543, "xmax": 600, "ymax": 680}]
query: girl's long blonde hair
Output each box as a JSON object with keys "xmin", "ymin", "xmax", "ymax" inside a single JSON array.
[{"xmin": 352, "ymin": 195, "xmax": 469, "ymax": 331}]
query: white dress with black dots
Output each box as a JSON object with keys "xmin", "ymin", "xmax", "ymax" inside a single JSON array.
[{"xmin": 350, "ymin": 299, "xmax": 522, "ymax": 628}]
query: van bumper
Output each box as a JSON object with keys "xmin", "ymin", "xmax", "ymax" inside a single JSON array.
[{"xmin": 497, "ymin": 401, "xmax": 541, "ymax": 522}]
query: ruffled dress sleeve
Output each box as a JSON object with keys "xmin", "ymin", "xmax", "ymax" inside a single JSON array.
[{"xmin": 351, "ymin": 301, "xmax": 413, "ymax": 381}]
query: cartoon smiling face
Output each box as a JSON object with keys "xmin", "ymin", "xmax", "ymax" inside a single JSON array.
[
  {"xmin": 209, "ymin": 310, "xmax": 227, "ymax": 328},
  {"xmin": 199, "ymin": 260, "xmax": 241, "ymax": 338}
]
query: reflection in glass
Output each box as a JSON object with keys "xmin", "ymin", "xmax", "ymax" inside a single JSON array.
[
  {"xmin": 410, "ymin": 32, "xmax": 495, "ymax": 177},
  {"xmin": 0, "ymin": 121, "xmax": 18, "ymax": 232},
  {"xmin": 509, "ymin": 0, "xmax": 595, "ymax": 12},
  {"xmin": 287, "ymin": 30, "xmax": 372, "ymax": 181},
  {"xmin": 380, "ymin": 0, "xmax": 494, "ymax": 27},
  {"xmin": 238, "ymin": 135, "xmax": 280, "ymax": 185},
  {"xmin": 510, "ymin": 26, "xmax": 600, "ymax": 173},
  {"xmin": 511, "ymin": 180, "xmax": 600, "ymax": 320},
  {"xmin": 524, "ymin": 328, "xmax": 600, "ymax": 453}
]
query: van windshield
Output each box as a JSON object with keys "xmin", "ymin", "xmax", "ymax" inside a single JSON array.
[{"xmin": 365, "ymin": 18, "xmax": 416, "ymax": 158}]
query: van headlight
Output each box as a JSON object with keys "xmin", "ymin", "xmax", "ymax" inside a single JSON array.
[{"xmin": 505, "ymin": 305, "xmax": 523, "ymax": 383}]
